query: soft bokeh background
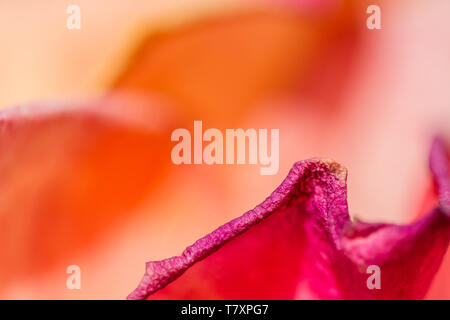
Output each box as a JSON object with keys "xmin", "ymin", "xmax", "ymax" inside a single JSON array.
[{"xmin": 0, "ymin": 0, "xmax": 448, "ymax": 299}]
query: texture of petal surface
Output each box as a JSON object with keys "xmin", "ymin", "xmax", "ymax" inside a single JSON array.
[{"xmin": 128, "ymin": 140, "xmax": 449, "ymax": 299}]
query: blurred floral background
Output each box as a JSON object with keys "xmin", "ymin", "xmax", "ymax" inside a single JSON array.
[{"xmin": 0, "ymin": 0, "xmax": 448, "ymax": 299}]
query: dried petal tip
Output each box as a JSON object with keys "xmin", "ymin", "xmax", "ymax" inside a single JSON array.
[{"xmin": 314, "ymin": 158, "xmax": 348, "ymax": 184}]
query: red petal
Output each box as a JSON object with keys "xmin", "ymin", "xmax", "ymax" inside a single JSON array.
[{"xmin": 129, "ymin": 139, "xmax": 449, "ymax": 300}]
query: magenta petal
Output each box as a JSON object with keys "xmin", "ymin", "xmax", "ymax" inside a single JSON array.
[
  {"xmin": 430, "ymin": 136, "xmax": 450, "ymax": 215},
  {"xmin": 128, "ymin": 140, "xmax": 449, "ymax": 300}
]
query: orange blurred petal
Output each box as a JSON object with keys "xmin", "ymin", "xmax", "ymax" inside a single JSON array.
[
  {"xmin": 112, "ymin": 6, "xmax": 356, "ymax": 125},
  {"xmin": 0, "ymin": 92, "xmax": 174, "ymax": 293}
]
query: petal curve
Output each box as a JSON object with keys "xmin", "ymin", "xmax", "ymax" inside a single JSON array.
[{"xmin": 128, "ymin": 139, "xmax": 449, "ymax": 300}]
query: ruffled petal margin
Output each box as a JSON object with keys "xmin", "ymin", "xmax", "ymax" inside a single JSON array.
[{"xmin": 128, "ymin": 137, "xmax": 449, "ymax": 300}]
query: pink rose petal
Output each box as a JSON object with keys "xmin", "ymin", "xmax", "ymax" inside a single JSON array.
[{"xmin": 128, "ymin": 138, "xmax": 449, "ymax": 300}]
